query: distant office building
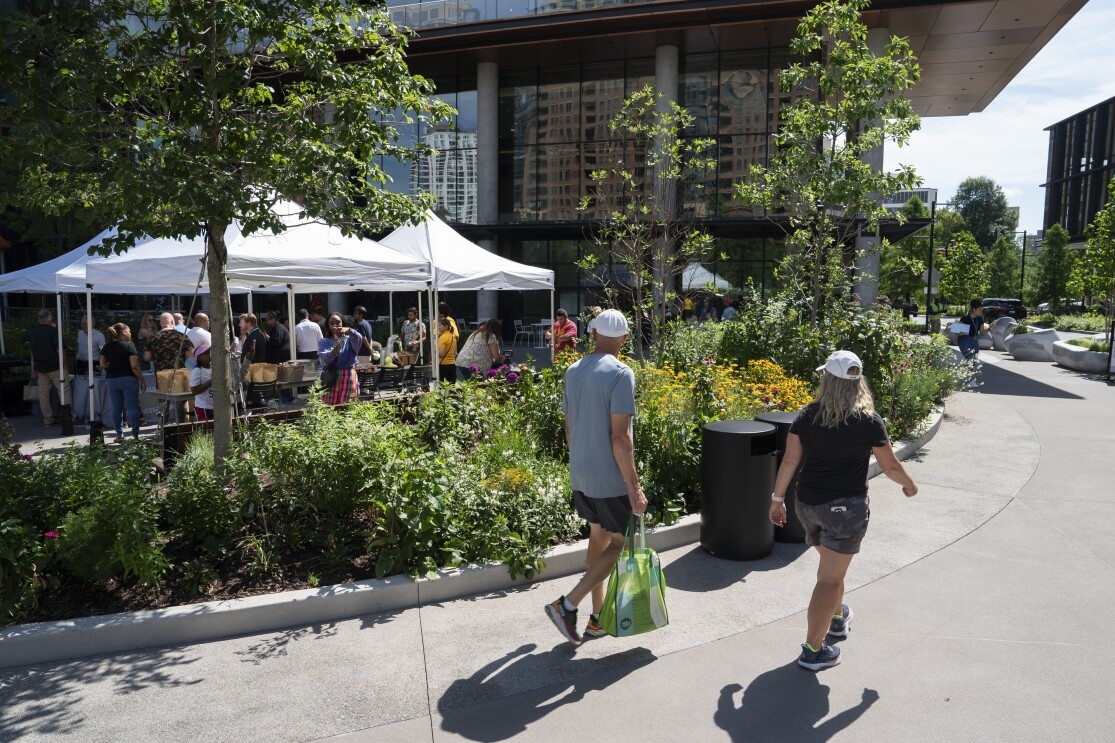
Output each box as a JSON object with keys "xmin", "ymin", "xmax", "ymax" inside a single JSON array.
[
  {"xmin": 1043, "ymin": 94, "xmax": 1115, "ymax": 244},
  {"xmin": 884, "ymin": 189, "xmax": 938, "ymax": 213}
]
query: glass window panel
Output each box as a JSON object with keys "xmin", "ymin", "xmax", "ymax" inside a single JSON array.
[
  {"xmin": 500, "ymin": 69, "xmax": 537, "ymax": 149},
  {"xmin": 720, "ymin": 52, "xmax": 769, "ymax": 136},
  {"xmin": 682, "ymin": 54, "xmax": 719, "ymax": 137},
  {"xmin": 717, "ymin": 134, "xmax": 766, "ymax": 217},
  {"xmin": 555, "ymin": 263, "xmax": 579, "ymax": 286},
  {"xmin": 551, "ymin": 240, "xmax": 579, "ymax": 263},
  {"xmin": 537, "ymin": 143, "xmax": 581, "ymax": 220},
  {"xmin": 582, "ymin": 63, "xmax": 625, "ymax": 143},
  {"xmin": 456, "ymin": 89, "xmax": 478, "ymax": 133},
  {"xmin": 680, "ymin": 136, "xmax": 717, "ymax": 218},
  {"xmin": 625, "ymin": 57, "xmax": 655, "ymax": 96},
  {"xmin": 538, "ymin": 67, "xmax": 580, "ymax": 143},
  {"xmin": 521, "ymin": 241, "xmax": 548, "ymax": 263}
]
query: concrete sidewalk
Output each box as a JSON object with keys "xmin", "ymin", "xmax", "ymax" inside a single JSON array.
[{"xmin": 2, "ymin": 350, "xmax": 1112, "ymax": 742}]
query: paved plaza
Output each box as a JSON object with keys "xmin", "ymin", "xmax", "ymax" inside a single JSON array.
[{"xmin": 1, "ymin": 348, "xmax": 1112, "ymax": 742}]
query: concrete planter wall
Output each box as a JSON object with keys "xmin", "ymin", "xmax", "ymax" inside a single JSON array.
[
  {"xmin": 990, "ymin": 317, "xmax": 1018, "ymax": 351},
  {"xmin": 1051, "ymin": 339, "xmax": 1110, "ymax": 373},
  {"xmin": 1006, "ymin": 327, "xmax": 1061, "ymax": 361}
]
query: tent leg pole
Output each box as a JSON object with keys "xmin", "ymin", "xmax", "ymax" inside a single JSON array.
[{"xmin": 56, "ymin": 293, "xmax": 73, "ymax": 435}]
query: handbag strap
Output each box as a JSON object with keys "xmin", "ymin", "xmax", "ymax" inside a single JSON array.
[{"xmin": 621, "ymin": 513, "xmax": 646, "ymax": 558}]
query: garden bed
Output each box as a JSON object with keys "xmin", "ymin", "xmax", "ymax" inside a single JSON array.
[{"xmin": 3, "ymin": 311, "xmax": 974, "ymax": 629}]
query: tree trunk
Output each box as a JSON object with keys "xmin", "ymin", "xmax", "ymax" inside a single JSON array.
[{"xmin": 205, "ymin": 220, "xmax": 234, "ymax": 474}]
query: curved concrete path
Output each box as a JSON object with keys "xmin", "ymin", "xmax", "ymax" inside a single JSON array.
[{"xmin": 2, "ymin": 350, "xmax": 1112, "ymax": 742}]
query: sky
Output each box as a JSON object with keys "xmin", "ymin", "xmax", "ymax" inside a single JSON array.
[{"xmin": 882, "ymin": 0, "xmax": 1115, "ymax": 236}]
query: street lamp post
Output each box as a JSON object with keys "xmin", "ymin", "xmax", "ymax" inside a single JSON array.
[{"xmin": 924, "ymin": 200, "xmax": 954, "ymax": 333}]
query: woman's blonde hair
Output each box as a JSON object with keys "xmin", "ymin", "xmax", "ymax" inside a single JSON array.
[{"xmin": 812, "ymin": 369, "xmax": 875, "ymax": 428}]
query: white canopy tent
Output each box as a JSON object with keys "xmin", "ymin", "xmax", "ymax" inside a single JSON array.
[
  {"xmin": 378, "ymin": 210, "xmax": 555, "ymax": 374},
  {"xmin": 682, "ymin": 262, "xmax": 733, "ymax": 292}
]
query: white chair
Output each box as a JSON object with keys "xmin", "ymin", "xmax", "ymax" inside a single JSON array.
[{"xmin": 513, "ymin": 319, "xmax": 534, "ymax": 345}]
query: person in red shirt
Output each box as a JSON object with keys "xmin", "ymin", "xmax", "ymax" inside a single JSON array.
[{"xmin": 545, "ymin": 308, "xmax": 579, "ymax": 354}]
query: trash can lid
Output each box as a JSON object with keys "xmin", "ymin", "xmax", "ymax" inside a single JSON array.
[
  {"xmin": 702, "ymin": 420, "xmax": 776, "ymax": 436},
  {"xmin": 756, "ymin": 410, "xmax": 799, "ymax": 426}
]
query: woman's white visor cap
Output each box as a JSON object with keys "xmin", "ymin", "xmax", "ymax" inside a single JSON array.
[{"xmin": 818, "ymin": 350, "xmax": 863, "ymax": 380}]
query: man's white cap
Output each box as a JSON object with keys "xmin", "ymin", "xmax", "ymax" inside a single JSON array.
[
  {"xmin": 589, "ymin": 309, "xmax": 629, "ymax": 338},
  {"xmin": 817, "ymin": 350, "xmax": 863, "ymax": 380}
]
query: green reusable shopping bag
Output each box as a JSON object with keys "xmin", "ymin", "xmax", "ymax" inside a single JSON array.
[{"xmin": 598, "ymin": 514, "xmax": 669, "ymax": 637}]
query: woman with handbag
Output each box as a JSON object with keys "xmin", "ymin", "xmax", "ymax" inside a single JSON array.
[
  {"xmin": 454, "ymin": 318, "xmax": 507, "ymax": 380},
  {"xmin": 769, "ymin": 350, "xmax": 918, "ymax": 671},
  {"xmin": 99, "ymin": 322, "xmax": 147, "ymax": 442},
  {"xmin": 317, "ymin": 312, "xmax": 362, "ymax": 405}
]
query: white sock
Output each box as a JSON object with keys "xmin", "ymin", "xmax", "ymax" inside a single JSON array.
[{"xmin": 562, "ymin": 596, "xmax": 576, "ymax": 613}]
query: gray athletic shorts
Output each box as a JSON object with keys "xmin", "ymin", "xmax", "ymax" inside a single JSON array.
[
  {"xmin": 572, "ymin": 491, "xmax": 631, "ymax": 535},
  {"xmin": 795, "ymin": 496, "xmax": 870, "ymax": 554}
]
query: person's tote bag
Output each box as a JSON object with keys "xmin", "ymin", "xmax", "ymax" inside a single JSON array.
[{"xmin": 598, "ymin": 515, "xmax": 669, "ymax": 637}]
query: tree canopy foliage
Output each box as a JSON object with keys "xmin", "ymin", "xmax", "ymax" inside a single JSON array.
[
  {"xmin": 1071, "ymin": 178, "xmax": 1115, "ymax": 332},
  {"xmin": 735, "ymin": 0, "xmax": 921, "ymax": 326},
  {"xmin": 937, "ymin": 231, "xmax": 989, "ymax": 305},
  {"xmin": 0, "ymin": 0, "xmax": 453, "ymax": 467},
  {"xmin": 879, "ymin": 196, "xmax": 929, "ymax": 302},
  {"xmin": 951, "ymin": 176, "xmax": 1018, "ymax": 250},
  {"xmin": 1030, "ymin": 223, "xmax": 1075, "ymax": 310}
]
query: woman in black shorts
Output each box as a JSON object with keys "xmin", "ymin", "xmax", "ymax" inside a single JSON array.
[{"xmin": 769, "ymin": 350, "xmax": 918, "ymax": 670}]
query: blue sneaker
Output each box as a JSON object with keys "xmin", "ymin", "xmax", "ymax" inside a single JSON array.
[
  {"xmin": 798, "ymin": 642, "xmax": 841, "ymax": 670},
  {"xmin": 829, "ymin": 604, "xmax": 853, "ymax": 637}
]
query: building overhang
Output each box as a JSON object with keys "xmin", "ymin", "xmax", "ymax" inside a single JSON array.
[{"xmin": 391, "ymin": 0, "xmax": 1089, "ymax": 118}]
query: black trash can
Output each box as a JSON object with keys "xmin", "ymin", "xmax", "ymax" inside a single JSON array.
[
  {"xmin": 757, "ymin": 410, "xmax": 806, "ymax": 543},
  {"xmin": 700, "ymin": 420, "xmax": 778, "ymax": 560}
]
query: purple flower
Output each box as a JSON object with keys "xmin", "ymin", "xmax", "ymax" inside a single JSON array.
[
  {"xmin": 44, "ymin": 531, "xmax": 59, "ymax": 540},
  {"xmin": 506, "ymin": 372, "xmax": 520, "ymax": 383},
  {"xmin": 485, "ymin": 368, "xmax": 498, "ymax": 379},
  {"xmin": 498, "ymin": 364, "xmax": 510, "ymax": 372},
  {"xmin": 468, "ymin": 364, "xmax": 480, "ymax": 373}
]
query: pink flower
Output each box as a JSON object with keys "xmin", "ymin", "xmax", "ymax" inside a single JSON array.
[{"xmin": 44, "ymin": 531, "xmax": 59, "ymax": 539}]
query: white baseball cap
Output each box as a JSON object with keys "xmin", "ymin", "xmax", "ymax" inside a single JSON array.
[
  {"xmin": 817, "ymin": 350, "xmax": 863, "ymax": 380},
  {"xmin": 589, "ymin": 309, "xmax": 630, "ymax": 338}
]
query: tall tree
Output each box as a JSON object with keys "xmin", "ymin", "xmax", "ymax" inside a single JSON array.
[
  {"xmin": 1070, "ymin": 178, "xmax": 1115, "ymax": 336},
  {"xmin": 951, "ymin": 176, "xmax": 1018, "ymax": 250},
  {"xmin": 879, "ymin": 196, "xmax": 928, "ymax": 301},
  {"xmin": 577, "ymin": 85, "xmax": 717, "ymax": 357},
  {"xmin": 937, "ymin": 231, "xmax": 989, "ymax": 306},
  {"xmin": 986, "ymin": 234, "xmax": 1021, "ymax": 297},
  {"xmin": 0, "ymin": 1, "xmax": 452, "ymax": 468},
  {"xmin": 1030, "ymin": 223, "xmax": 1075, "ymax": 311},
  {"xmin": 736, "ymin": 0, "xmax": 921, "ymax": 327}
]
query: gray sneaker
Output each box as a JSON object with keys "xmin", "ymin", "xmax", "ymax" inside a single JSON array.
[
  {"xmin": 798, "ymin": 642, "xmax": 841, "ymax": 671},
  {"xmin": 828, "ymin": 604, "xmax": 853, "ymax": 637}
]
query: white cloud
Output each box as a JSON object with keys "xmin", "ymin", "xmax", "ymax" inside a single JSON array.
[{"xmin": 883, "ymin": 0, "xmax": 1115, "ymax": 234}]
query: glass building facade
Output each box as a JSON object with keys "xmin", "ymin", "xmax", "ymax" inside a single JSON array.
[{"xmin": 374, "ymin": 44, "xmax": 802, "ymax": 320}]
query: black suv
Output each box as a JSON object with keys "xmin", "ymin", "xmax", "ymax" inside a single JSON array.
[{"xmin": 981, "ymin": 298, "xmax": 1028, "ymax": 322}]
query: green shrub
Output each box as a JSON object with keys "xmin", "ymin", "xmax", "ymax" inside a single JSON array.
[
  {"xmin": 52, "ymin": 442, "xmax": 168, "ymax": 586},
  {"xmin": 163, "ymin": 433, "xmax": 242, "ymax": 555},
  {"xmin": 1055, "ymin": 315, "xmax": 1107, "ymax": 333},
  {"xmin": 1066, "ymin": 337, "xmax": 1111, "ymax": 353},
  {"xmin": 0, "ymin": 519, "xmax": 58, "ymax": 625}
]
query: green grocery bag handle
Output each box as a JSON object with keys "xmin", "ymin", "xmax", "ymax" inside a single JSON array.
[{"xmin": 621, "ymin": 514, "xmax": 647, "ymax": 560}]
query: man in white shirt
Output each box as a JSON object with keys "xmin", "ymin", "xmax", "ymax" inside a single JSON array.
[
  {"xmin": 294, "ymin": 308, "xmax": 324, "ymax": 360},
  {"xmin": 185, "ymin": 312, "xmax": 212, "ymax": 350},
  {"xmin": 75, "ymin": 314, "xmax": 106, "ymax": 371}
]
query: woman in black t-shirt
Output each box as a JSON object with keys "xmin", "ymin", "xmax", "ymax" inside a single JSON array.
[
  {"xmin": 99, "ymin": 323, "xmax": 148, "ymax": 443},
  {"xmin": 769, "ymin": 350, "xmax": 918, "ymax": 671}
]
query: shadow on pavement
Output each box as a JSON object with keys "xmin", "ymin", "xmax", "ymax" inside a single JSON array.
[
  {"xmin": 978, "ymin": 362, "xmax": 1084, "ymax": 399},
  {"xmin": 0, "ymin": 648, "xmax": 203, "ymax": 742},
  {"xmin": 666, "ymin": 542, "xmax": 810, "ymax": 593},
  {"xmin": 437, "ymin": 642, "xmax": 656, "ymax": 741},
  {"xmin": 714, "ymin": 662, "xmax": 878, "ymax": 741}
]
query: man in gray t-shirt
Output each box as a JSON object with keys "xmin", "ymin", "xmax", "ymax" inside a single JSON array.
[{"xmin": 544, "ymin": 309, "xmax": 648, "ymax": 644}]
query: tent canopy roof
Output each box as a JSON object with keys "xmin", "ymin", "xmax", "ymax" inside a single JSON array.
[{"xmin": 379, "ymin": 210, "xmax": 553, "ymax": 291}]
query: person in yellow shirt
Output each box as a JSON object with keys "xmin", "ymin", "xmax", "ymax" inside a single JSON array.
[
  {"xmin": 437, "ymin": 318, "xmax": 458, "ymax": 384},
  {"xmin": 438, "ymin": 302, "xmax": 459, "ymax": 341}
]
